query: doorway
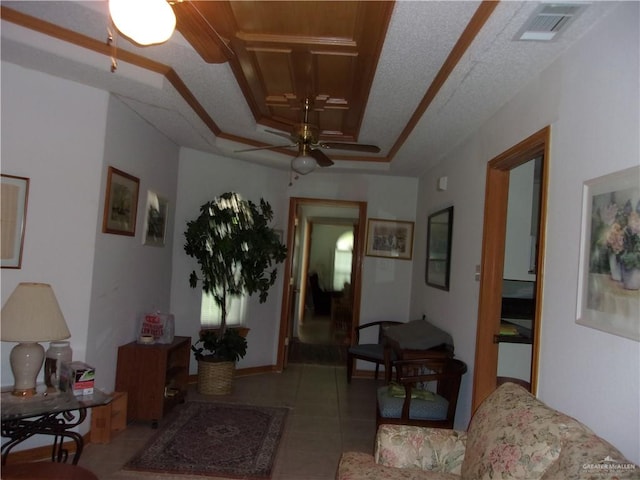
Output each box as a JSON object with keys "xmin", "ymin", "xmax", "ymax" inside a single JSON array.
[
  {"xmin": 472, "ymin": 126, "xmax": 550, "ymax": 411},
  {"xmin": 276, "ymin": 197, "xmax": 367, "ymax": 370}
]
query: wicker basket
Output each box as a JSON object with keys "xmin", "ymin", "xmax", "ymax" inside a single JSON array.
[{"xmin": 197, "ymin": 360, "xmax": 235, "ymax": 395}]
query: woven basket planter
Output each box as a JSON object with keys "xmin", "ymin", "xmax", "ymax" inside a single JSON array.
[{"xmin": 197, "ymin": 359, "xmax": 235, "ymax": 395}]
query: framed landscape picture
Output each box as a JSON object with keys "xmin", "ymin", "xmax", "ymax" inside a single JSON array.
[
  {"xmin": 1, "ymin": 174, "xmax": 29, "ymax": 268},
  {"xmin": 426, "ymin": 206, "xmax": 454, "ymax": 290},
  {"xmin": 576, "ymin": 165, "xmax": 639, "ymax": 341},
  {"xmin": 365, "ymin": 218, "xmax": 414, "ymax": 260},
  {"xmin": 102, "ymin": 166, "xmax": 140, "ymax": 236}
]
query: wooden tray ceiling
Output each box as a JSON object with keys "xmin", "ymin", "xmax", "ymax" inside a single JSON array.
[{"xmin": 174, "ymin": 1, "xmax": 395, "ymax": 143}]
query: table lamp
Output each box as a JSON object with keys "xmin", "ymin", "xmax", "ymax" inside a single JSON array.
[{"xmin": 1, "ymin": 283, "xmax": 71, "ymax": 396}]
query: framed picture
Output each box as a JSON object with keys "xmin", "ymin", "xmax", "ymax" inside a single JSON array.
[
  {"xmin": 102, "ymin": 166, "xmax": 140, "ymax": 236},
  {"xmin": 365, "ymin": 218, "xmax": 414, "ymax": 260},
  {"xmin": 576, "ymin": 165, "xmax": 639, "ymax": 341},
  {"xmin": 1, "ymin": 174, "xmax": 30, "ymax": 268},
  {"xmin": 425, "ymin": 206, "xmax": 454, "ymax": 290},
  {"xmin": 142, "ymin": 190, "xmax": 169, "ymax": 247}
]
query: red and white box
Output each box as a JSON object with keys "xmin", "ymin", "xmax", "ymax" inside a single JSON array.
[{"xmin": 59, "ymin": 361, "xmax": 95, "ymax": 396}]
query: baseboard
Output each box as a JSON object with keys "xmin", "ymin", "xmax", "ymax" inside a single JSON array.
[
  {"xmin": 352, "ymin": 369, "xmax": 384, "ymax": 380},
  {"xmin": 236, "ymin": 365, "xmax": 280, "ymax": 376},
  {"xmin": 188, "ymin": 364, "xmax": 279, "ymax": 384}
]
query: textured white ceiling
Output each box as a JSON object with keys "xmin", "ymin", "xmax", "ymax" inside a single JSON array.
[{"xmin": 0, "ymin": 1, "xmax": 622, "ymax": 177}]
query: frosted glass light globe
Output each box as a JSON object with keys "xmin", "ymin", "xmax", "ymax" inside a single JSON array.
[{"xmin": 109, "ymin": 0, "xmax": 176, "ymax": 46}]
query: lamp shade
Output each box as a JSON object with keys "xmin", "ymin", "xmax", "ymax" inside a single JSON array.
[
  {"xmin": 291, "ymin": 154, "xmax": 317, "ymax": 175},
  {"xmin": 109, "ymin": 0, "xmax": 176, "ymax": 46},
  {"xmin": 1, "ymin": 283, "xmax": 70, "ymax": 342}
]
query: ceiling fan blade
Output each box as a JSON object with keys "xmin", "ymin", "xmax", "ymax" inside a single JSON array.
[
  {"xmin": 308, "ymin": 148, "xmax": 334, "ymax": 167},
  {"xmin": 235, "ymin": 143, "xmax": 297, "ymax": 153},
  {"xmin": 320, "ymin": 142, "xmax": 380, "ymax": 153},
  {"xmin": 265, "ymin": 129, "xmax": 296, "ymax": 141}
]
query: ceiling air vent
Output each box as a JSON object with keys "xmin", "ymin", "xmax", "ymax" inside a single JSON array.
[{"xmin": 515, "ymin": 3, "xmax": 587, "ymax": 42}]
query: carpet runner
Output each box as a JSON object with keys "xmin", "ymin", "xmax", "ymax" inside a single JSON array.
[{"xmin": 123, "ymin": 402, "xmax": 288, "ymax": 479}]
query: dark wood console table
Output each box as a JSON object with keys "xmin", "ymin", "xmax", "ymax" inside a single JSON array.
[
  {"xmin": 1, "ymin": 389, "xmax": 111, "ymax": 465},
  {"xmin": 383, "ymin": 320, "xmax": 455, "ymax": 382}
]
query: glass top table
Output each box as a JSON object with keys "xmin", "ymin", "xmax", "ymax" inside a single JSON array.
[{"xmin": 1, "ymin": 388, "xmax": 112, "ymax": 465}]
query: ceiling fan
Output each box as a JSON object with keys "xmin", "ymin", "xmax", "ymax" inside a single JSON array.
[{"xmin": 236, "ymin": 98, "xmax": 380, "ymax": 175}]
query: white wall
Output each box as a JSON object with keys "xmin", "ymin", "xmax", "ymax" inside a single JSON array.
[
  {"xmin": 170, "ymin": 149, "xmax": 419, "ymax": 372},
  {"xmin": 411, "ymin": 2, "xmax": 639, "ymax": 463},
  {"xmin": 1, "ymin": 64, "xmax": 180, "ymax": 449},
  {"xmin": 1, "ymin": 62, "xmax": 106, "ymax": 382},
  {"xmin": 1, "ymin": 63, "xmax": 108, "ymax": 447},
  {"xmin": 85, "ymin": 96, "xmax": 179, "ymax": 394},
  {"xmin": 170, "ymin": 149, "xmax": 291, "ymax": 371}
]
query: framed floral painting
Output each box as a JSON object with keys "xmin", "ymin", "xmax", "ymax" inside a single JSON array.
[{"xmin": 576, "ymin": 165, "xmax": 639, "ymax": 341}]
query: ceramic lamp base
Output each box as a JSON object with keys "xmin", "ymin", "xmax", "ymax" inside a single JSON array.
[{"xmin": 10, "ymin": 341, "xmax": 44, "ymax": 396}]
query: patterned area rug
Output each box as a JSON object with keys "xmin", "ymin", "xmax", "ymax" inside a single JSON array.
[{"xmin": 123, "ymin": 402, "xmax": 288, "ymax": 479}]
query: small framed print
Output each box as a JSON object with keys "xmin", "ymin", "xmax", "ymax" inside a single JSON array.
[
  {"xmin": 365, "ymin": 218, "xmax": 414, "ymax": 260},
  {"xmin": 102, "ymin": 167, "xmax": 140, "ymax": 236},
  {"xmin": 143, "ymin": 190, "xmax": 168, "ymax": 247},
  {"xmin": 1, "ymin": 174, "xmax": 30, "ymax": 268}
]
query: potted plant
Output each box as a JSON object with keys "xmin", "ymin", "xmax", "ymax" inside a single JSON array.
[{"xmin": 184, "ymin": 192, "xmax": 287, "ymax": 394}]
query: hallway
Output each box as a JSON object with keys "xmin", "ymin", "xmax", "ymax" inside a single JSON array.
[{"xmin": 288, "ymin": 310, "xmax": 350, "ymax": 365}]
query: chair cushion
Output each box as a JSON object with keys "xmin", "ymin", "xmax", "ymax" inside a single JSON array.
[
  {"xmin": 377, "ymin": 386, "xmax": 448, "ymax": 421},
  {"xmin": 384, "ymin": 319, "xmax": 454, "ymax": 350},
  {"xmin": 348, "ymin": 344, "xmax": 386, "ymax": 360},
  {"xmin": 387, "ymin": 382, "xmax": 435, "ymax": 400}
]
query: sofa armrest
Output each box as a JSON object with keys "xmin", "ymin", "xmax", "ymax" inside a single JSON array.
[{"xmin": 374, "ymin": 424, "xmax": 467, "ymax": 475}]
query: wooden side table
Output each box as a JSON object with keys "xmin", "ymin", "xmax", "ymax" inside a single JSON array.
[{"xmin": 115, "ymin": 336, "xmax": 190, "ymax": 428}]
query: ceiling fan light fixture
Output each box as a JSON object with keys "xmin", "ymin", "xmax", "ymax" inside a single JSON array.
[
  {"xmin": 291, "ymin": 154, "xmax": 316, "ymax": 175},
  {"xmin": 109, "ymin": 0, "xmax": 176, "ymax": 46}
]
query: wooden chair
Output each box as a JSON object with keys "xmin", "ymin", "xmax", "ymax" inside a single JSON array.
[
  {"xmin": 376, "ymin": 357, "xmax": 467, "ymax": 429},
  {"xmin": 346, "ymin": 321, "xmax": 403, "ymax": 383}
]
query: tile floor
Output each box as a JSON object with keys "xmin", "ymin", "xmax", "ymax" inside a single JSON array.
[{"xmin": 78, "ymin": 363, "xmax": 383, "ymax": 479}]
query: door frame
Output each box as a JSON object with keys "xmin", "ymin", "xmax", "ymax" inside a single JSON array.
[
  {"xmin": 472, "ymin": 126, "xmax": 551, "ymax": 410},
  {"xmin": 276, "ymin": 197, "xmax": 367, "ymax": 370}
]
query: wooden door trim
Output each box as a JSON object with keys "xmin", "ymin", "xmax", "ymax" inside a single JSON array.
[
  {"xmin": 472, "ymin": 126, "xmax": 550, "ymax": 411},
  {"xmin": 276, "ymin": 197, "xmax": 367, "ymax": 370}
]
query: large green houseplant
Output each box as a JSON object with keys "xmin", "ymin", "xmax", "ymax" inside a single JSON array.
[{"xmin": 184, "ymin": 192, "xmax": 287, "ymax": 394}]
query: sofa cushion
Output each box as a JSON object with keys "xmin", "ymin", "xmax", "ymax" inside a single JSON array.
[
  {"xmin": 349, "ymin": 344, "xmax": 387, "ymax": 361},
  {"xmin": 461, "ymin": 383, "xmax": 564, "ymax": 480},
  {"xmin": 339, "ymin": 451, "xmax": 460, "ymax": 480}
]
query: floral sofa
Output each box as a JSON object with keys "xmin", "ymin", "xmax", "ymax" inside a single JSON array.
[{"xmin": 337, "ymin": 382, "xmax": 637, "ymax": 480}]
